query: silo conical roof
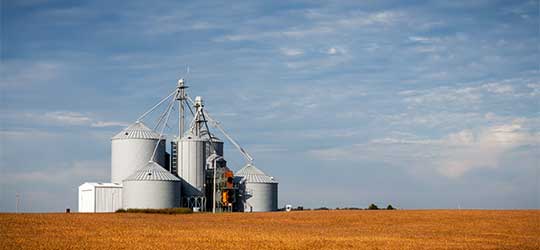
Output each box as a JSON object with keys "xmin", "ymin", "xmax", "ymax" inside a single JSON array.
[
  {"xmin": 236, "ymin": 164, "xmax": 277, "ymax": 184},
  {"xmin": 124, "ymin": 161, "xmax": 181, "ymax": 181},
  {"xmin": 112, "ymin": 121, "xmax": 161, "ymax": 140}
]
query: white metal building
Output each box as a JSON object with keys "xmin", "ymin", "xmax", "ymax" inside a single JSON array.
[{"xmin": 78, "ymin": 182, "xmax": 123, "ymax": 213}]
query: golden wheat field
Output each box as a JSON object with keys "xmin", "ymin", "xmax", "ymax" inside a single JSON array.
[{"xmin": 1, "ymin": 210, "xmax": 538, "ymax": 250}]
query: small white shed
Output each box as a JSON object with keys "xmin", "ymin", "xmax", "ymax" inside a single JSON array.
[{"xmin": 78, "ymin": 182, "xmax": 123, "ymax": 213}]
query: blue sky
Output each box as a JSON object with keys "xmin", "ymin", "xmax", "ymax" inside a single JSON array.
[{"xmin": 1, "ymin": 0, "xmax": 539, "ymax": 212}]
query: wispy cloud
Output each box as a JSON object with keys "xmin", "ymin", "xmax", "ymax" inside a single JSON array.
[
  {"xmin": 2, "ymin": 160, "xmax": 109, "ymax": 184},
  {"xmin": 42, "ymin": 111, "xmax": 92, "ymax": 125},
  {"xmin": 215, "ymin": 26, "xmax": 333, "ymax": 42},
  {"xmin": 526, "ymin": 83, "xmax": 540, "ymax": 96},
  {"xmin": 482, "ymin": 83, "xmax": 514, "ymax": 94},
  {"xmin": 408, "ymin": 36, "xmax": 440, "ymax": 43},
  {"xmin": 143, "ymin": 17, "xmax": 219, "ymax": 35},
  {"xmin": 247, "ymin": 144, "xmax": 289, "ymax": 153},
  {"xmin": 284, "ymin": 55, "xmax": 351, "ymax": 70},
  {"xmin": 310, "ymin": 119, "xmax": 539, "ymax": 178},
  {"xmin": 215, "ymin": 10, "xmax": 404, "ymax": 42},
  {"xmin": 331, "ymin": 11, "xmax": 403, "ymax": 27},
  {"xmin": 280, "ymin": 48, "xmax": 304, "ymax": 56},
  {"xmin": 399, "ymin": 79, "xmax": 530, "ymax": 107},
  {"xmin": 0, "ymin": 129, "xmax": 59, "ymax": 139},
  {"xmin": 90, "ymin": 121, "xmax": 129, "ymax": 128},
  {"xmin": 6, "ymin": 111, "xmax": 129, "ymax": 128},
  {"xmin": 0, "ymin": 61, "xmax": 65, "ymax": 88},
  {"xmin": 399, "ymin": 86, "xmax": 483, "ymax": 105},
  {"xmin": 326, "ymin": 47, "xmax": 346, "ymax": 55}
]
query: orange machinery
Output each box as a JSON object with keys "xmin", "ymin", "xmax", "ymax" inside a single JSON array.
[{"xmin": 221, "ymin": 170, "xmax": 235, "ymax": 206}]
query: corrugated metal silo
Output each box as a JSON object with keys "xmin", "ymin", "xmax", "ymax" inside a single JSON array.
[
  {"xmin": 203, "ymin": 132, "xmax": 224, "ymax": 158},
  {"xmin": 122, "ymin": 161, "xmax": 182, "ymax": 209},
  {"xmin": 236, "ymin": 164, "xmax": 278, "ymax": 212},
  {"xmin": 178, "ymin": 134, "xmax": 206, "ymax": 196},
  {"xmin": 111, "ymin": 122, "xmax": 165, "ymax": 183}
]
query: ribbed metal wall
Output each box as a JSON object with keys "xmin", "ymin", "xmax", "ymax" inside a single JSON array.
[
  {"xmin": 123, "ymin": 181, "xmax": 181, "ymax": 208},
  {"xmin": 236, "ymin": 164, "xmax": 278, "ymax": 212},
  {"xmin": 178, "ymin": 136, "xmax": 206, "ymax": 196},
  {"xmin": 78, "ymin": 183, "xmax": 123, "ymax": 213},
  {"xmin": 201, "ymin": 131, "xmax": 223, "ymax": 158},
  {"xmin": 111, "ymin": 122, "xmax": 165, "ymax": 183},
  {"xmin": 205, "ymin": 139, "xmax": 224, "ymax": 158},
  {"xmin": 244, "ymin": 182, "xmax": 278, "ymax": 212},
  {"xmin": 95, "ymin": 186, "xmax": 123, "ymax": 212},
  {"xmin": 122, "ymin": 162, "xmax": 181, "ymax": 209}
]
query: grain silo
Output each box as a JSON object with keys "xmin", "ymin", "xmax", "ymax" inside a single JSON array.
[
  {"xmin": 77, "ymin": 78, "xmax": 280, "ymax": 213},
  {"xmin": 177, "ymin": 134, "xmax": 206, "ymax": 196},
  {"xmin": 202, "ymin": 130, "xmax": 224, "ymax": 157},
  {"xmin": 236, "ymin": 164, "xmax": 278, "ymax": 212},
  {"xmin": 111, "ymin": 121, "xmax": 165, "ymax": 183},
  {"xmin": 122, "ymin": 161, "xmax": 181, "ymax": 209}
]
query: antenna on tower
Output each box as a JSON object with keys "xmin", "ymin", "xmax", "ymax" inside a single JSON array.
[{"xmin": 15, "ymin": 192, "xmax": 20, "ymax": 213}]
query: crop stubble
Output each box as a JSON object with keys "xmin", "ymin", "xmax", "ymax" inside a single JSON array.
[{"xmin": 1, "ymin": 210, "xmax": 538, "ymax": 250}]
